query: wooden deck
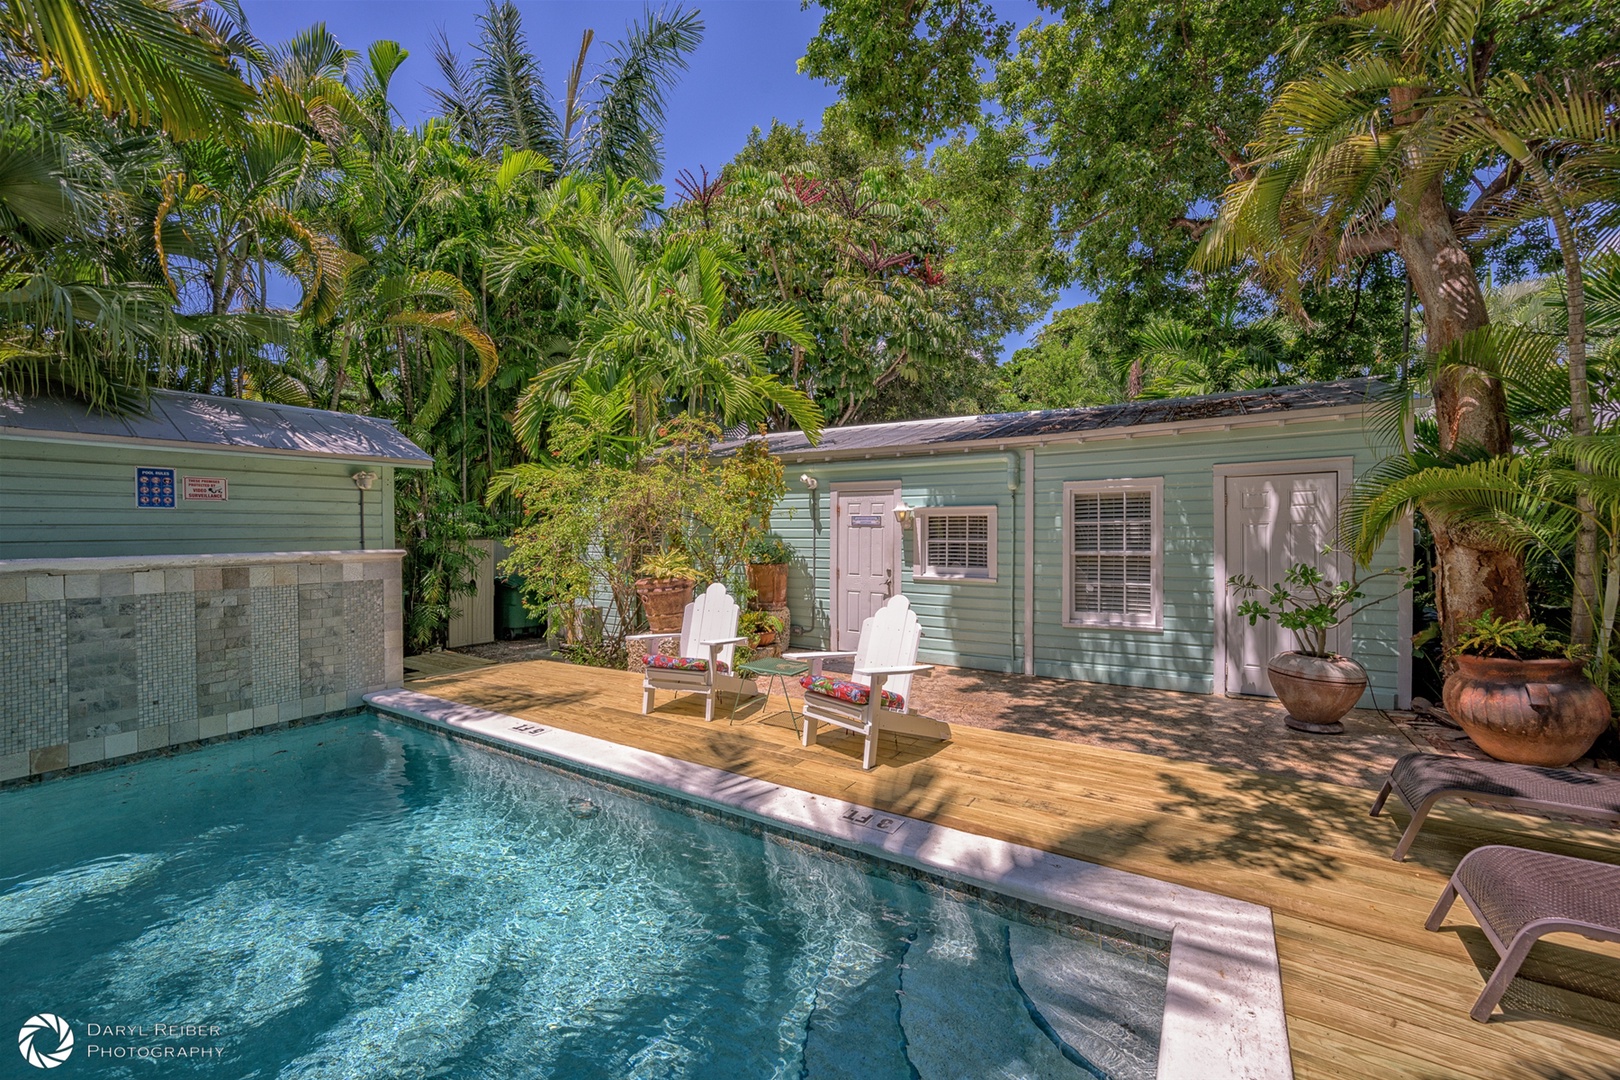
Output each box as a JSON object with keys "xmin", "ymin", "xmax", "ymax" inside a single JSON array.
[{"xmin": 402, "ymin": 658, "xmax": 1620, "ymax": 1080}]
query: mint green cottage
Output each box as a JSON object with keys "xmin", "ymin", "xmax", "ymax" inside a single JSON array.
[
  {"xmin": 0, "ymin": 391, "xmax": 431, "ymax": 785},
  {"xmin": 740, "ymin": 380, "xmax": 1413, "ymax": 710},
  {"xmin": 0, "ymin": 391, "xmax": 429, "ymax": 558}
]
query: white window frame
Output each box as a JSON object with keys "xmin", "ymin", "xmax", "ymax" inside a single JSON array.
[
  {"xmin": 912, "ymin": 505, "xmax": 998, "ymax": 584},
  {"xmin": 1062, "ymin": 477, "xmax": 1164, "ymax": 630}
]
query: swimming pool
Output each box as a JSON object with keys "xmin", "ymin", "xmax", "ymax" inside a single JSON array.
[{"xmin": 0, "ymin": 714, "xmax": 1169, "ymax": 1079}]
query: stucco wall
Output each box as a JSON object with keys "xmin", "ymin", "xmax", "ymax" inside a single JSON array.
[{"xmin": 0, "ymin": 551, "xmax": 404, "ymax": 784}]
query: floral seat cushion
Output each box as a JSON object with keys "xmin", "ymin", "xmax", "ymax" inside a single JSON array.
[
  {"xmin": 646, "ymin": 654, "xmax": 729, "ymax": 675},
  {"xmin": 799, "ymin": 673, "xmax": 905, "ymax": 710}
]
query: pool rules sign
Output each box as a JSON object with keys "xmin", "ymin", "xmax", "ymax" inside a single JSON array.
[
  {"xmin": 135, "ymin": 468, "xmax": 227, "ymax": 506},
  {"xmin": 135, "ymin": 467, "xmax": 175, "ymax": 508}
]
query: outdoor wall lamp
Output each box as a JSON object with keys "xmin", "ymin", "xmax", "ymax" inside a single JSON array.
[
  {"xmin": 892, "ymin": 500, "xmax": 916, "ymax": 527},
  {"xmin": 351, "ymin": 471, "xmax": 378, "ymax": 549}
]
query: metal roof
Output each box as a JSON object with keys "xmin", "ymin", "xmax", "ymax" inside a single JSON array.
[
  {"xmin": 0, "ymin": 390, "xmax": 433, "ymax": 467},
  {"xmin": 718, "ymin": 379, "xmax": 1380, "ymax": 459}
]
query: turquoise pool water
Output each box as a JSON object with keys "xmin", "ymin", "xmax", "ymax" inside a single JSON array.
[{"xmin": 0, "ymin": 716, "xmax": 1166, "ymax": 1079}]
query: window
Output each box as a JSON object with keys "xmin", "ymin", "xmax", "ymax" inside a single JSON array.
[
  {"xmin": 1063, "ymin": 479, "xmax": 1163, "ymax": 628},
  {"xmin": 914, "ymin": 507, "xmax": 997, "ymax": 582}
]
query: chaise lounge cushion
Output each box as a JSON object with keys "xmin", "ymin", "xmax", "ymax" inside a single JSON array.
[
  {"xmin": 646, "ymin": 655, "xmax": 729, "ymax": 675},
  {"xmin": 800, "ymin": 673, "xmax": 905, "ymax": 710}
]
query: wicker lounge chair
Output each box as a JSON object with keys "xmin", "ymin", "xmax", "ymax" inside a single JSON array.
[
  {"xmin": 1425, "ymin": 844, "xmax": 1620, "ymax": 1021},
  {"xmin": 1369, "ymin": 752, "xmax": 1620, "ymax": 861}
]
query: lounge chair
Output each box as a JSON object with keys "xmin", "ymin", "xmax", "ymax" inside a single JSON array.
[
  {"xmin": 1370, "ymin": 752, "xmax": 1620, "ymax": 861},
  {"xmin": 785, "ymin": 595, "xmax": 950, "ymax": 770},
  {"xmin": 1425, "ymin": 844, "xmax": 1620, "ymax": 1021},
  {"xmin": 627, "ymin": 582, "xmax": 748, "ymax": 722}
]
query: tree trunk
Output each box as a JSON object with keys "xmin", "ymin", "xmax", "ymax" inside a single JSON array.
[
  {"xmin": 1518, "ymin": 152, "xmax": 1598, "ymax": 644},
  {"xmin": 1396, "ymin": 176, "xmax": 1529, "ymax": 654}
]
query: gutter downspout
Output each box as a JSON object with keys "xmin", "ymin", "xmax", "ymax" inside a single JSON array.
[{"xmin": 1020, "ymin": 449, "xmax": 1036, "ymax": 676}]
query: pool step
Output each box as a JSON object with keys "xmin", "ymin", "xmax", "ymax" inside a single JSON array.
[
  {"xmin": 800, "ymin": 954, "xmax": 913, "ymax": 1080},
  {"xmin": 899, "ymin": 913, "xmax": 1085, "ymax": 1080},
  {"xmin": 1006, "ymin": 924, "xmax": 1165, "ymax": 1080}
]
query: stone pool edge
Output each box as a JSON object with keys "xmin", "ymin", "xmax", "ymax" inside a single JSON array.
[{"xmin": 365, "ymin": 687, "xmax": 1292, "ymax": 1080}]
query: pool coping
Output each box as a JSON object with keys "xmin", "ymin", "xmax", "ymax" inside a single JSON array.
[{"xmin": 366, "ymin": 688, "xmax": 1293, "ymax": 1080}]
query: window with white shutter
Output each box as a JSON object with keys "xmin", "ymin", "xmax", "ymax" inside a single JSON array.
[
  {"xmin": 1062, "ymin": 479, "xmax": 1163, "ymax": 628},
  {"xmin": 913, "ymin": 507, "xmax": 997, "ymax": 582}
]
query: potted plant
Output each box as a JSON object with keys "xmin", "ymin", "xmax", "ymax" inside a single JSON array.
[
  {"xmin": 1229, "ymin": 559, "xmax": 1412, "ymax": 734},
  {"xmin": 1443, "ymin": 612, "xmax": 1611, "ymax": 767},
  {"xmin": 740, "ymin": 609, "xmax": 785, "ymax": 648},
  {"xmin": 635, "ymin": 551, "xmax": 697, "ymax": 633},
  {"xmin": 744, "ymin": 533, "xmax": 791, "ymax": 608}
]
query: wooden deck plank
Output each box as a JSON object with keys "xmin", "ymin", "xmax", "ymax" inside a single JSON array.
[{"xmin": 395, "ymin": 658, "xmax": 1620, "ymax": 1079}]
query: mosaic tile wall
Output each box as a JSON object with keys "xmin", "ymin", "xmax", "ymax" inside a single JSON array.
[
  {"xmin": 0, "ymin": 554, "xmax": 404, "ymax": 782},
  {"xmin": 0, "ymin": 602, "xmax": 67, "ymax": 756}
]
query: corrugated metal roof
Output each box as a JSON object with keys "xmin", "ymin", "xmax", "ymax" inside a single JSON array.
[
  {"xmin": 718, "ymin": 379, "xmax": 1380, "ymax": 458},
  {"xmin": 0, "ymin": 390, "xmax": 433, "ymax": 467}
]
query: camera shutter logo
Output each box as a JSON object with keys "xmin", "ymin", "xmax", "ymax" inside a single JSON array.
[{"xmin": 17, "ymin": 1014, "xmax": 73, "ymax": 1069}]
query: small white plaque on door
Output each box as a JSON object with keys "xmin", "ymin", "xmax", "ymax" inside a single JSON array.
[{"xmin": 849, "ymin": 515, "xmax": 884, "ymax": 527}]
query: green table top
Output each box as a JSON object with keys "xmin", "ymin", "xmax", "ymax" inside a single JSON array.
[{"xmin": 738, "ymin": 656, "xmax": 809, "ymax": 677}]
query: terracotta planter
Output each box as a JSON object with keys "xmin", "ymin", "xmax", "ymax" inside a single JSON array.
[
  {"xmin": 747, "ymin": 562, "xmax": 788, "ymax": 608},
  {"xmin": 1266, "ymin": 651, "xmax": 1367, "ymax": 734},
  {"xmin": 752, "ymin": 630, "xmax": 777, "ymax": 647},
  {"xmin": 1442, "ymin": 655, "xmax": 1611, "ymax": 767},
  {"xmin": 635, "ymin": 577, "xmax": 694, "ymax": 633}
]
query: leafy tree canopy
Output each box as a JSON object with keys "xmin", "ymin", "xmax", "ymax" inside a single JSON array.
[{"xmin": 802, "ymin": 0, "xmax": 1613, "ymax": 352}]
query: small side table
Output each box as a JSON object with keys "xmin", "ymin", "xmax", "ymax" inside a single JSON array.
[{"xmin": 732, "ymin": 656, "xmax": 809, "ymax": 734}]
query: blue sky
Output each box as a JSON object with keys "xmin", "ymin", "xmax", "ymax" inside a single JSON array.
[{"xmin": 240, "ymin": 0, "xmax": 1087, "ymax": 357}]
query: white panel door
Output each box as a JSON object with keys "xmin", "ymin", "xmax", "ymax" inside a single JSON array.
[
  {"xmin": 1223, "ymin": 471, "xmax": 1339, "ymax": 696},
  {"xmin": 833, "ymin": 487, "xmax": 900, "ymax": 651}
]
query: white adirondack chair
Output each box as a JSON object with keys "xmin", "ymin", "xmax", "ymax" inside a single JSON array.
[
  {"xmin": 786, "ymin": 595, "xmax": 950, "ymax": 769},
  {"xmin": 627, "ymin": 582, "xmax": 748, "ymax": 722}
]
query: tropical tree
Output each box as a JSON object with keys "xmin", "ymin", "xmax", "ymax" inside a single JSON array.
[
  {"xmin": 429, "ymin": 0, "xmax": 701, "ymax": 183},
  {"xmin": 0, "ymin": 0, "xmax": 257, "ymax": 139},
  {"xmin": 993, "ymin": 304, "xmax": 1127, "ymax": 410},
  {"xmin": 1199, "ymin": 0, "xmax": 1617, "ymax": 647},
  {"xmin": 498, "ymin": 222, "xmax": 823, "ymax": 448},
  {"xmin": 1127, "ymin": 314, "xmax": 1287, "ymax": 400},
  {"xmin": 665, "ymin": 116, "xmax": 1045, "ymax": 424}
]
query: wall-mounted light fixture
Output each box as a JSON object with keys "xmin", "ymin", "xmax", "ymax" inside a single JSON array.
[
  {"xmin": 351, "ymin": 471, "xmax": 378, "ymax": 549},
  {"xmin": 892, "ymin": 500, "xmax": 916, "ymax": 528}
]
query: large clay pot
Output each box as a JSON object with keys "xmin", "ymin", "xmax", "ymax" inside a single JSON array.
[
  {"xmin": 747, "ymin": 562, "xmax": 788, "ymax": 608},
  {"xmin": 1266, "ymin": 652, "xmax": 1367, "ymax": 734},
  {"xmin": 1442, "ymin": 656, "xmax": 1611, "ymax": 767},
  {"xmin": 635, "ymin": 577, "xmax": 694, "ymax": 633}
]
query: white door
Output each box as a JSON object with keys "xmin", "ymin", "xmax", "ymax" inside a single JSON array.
[
  {"xmin": 1223, "ymin": 471, "xmax": 1340, "ymax": 696},
  {"xmin": 833, "ymin": 486, "xmax": 901, "ymax": 651}
]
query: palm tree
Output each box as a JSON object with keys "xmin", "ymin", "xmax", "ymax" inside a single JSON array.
[
  {"xmin": 0, "ymin": 0, "xmax": 257, "ymax": 139},
  {"xmin": 1125, "ymin": 314, "xmax": 1288, "ymax": 400},
  {"xmin": 1194, "ymin": 0, "xmax": 1572, "ymax": 653},
  {"xmin": 501, "ymin": 220, "xmax": 822, "ymax": 448},
  {"xmin": 1350, "ymin": 260, "xmax": 1620, "ymax": 691},
  {"xmin": 429, "ymin": 1, "xmax": 701, "ymax": 183}
]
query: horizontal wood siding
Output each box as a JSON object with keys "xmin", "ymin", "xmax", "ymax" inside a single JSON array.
[
  {"xmin": 779, "ymin": 454, "xmax": 1021, "ymax": 672},
  {"xmin": 773, "ymin": 414, "xmax": 1406, "ymax": 704},
  {"xmin": 1028, "ymin": 418, "xmax": 1405, "ymax": 703},
  {"xmin": 0, "ymin": 439, "xmax": 393, "ymax": 558}
]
